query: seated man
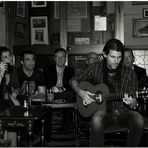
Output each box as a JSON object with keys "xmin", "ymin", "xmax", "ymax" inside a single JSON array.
[
  {"xmin": 70, "ymin": 38, "xmax": 144, "ymax": 147},
  {"xmin": 16, "ymin": 50, "xmax": 46, "ymax": 146},
  {"xmin": 44, "ymin": 48, "xmax": 75, "ymax": 136},
  {"xmin": 123, "ymin": 47, "xmax": 147, "ymax": 89},
  {"xmin": 44, "ymin": 48, "xmax": 75, "ymax": 98},
  {"xmin": 17, "ymin": 50, "xmax": 46, "ymax": 104},
  {"xmin": 86, "ymin": 52, "xmax": 102, "ymax": 66}
]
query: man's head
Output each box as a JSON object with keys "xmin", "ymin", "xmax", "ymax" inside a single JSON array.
[
  {"xmin": 123, "ymin": 48, "xmax": 134, "ymax": 68},
  {"xmin": 0, "ymin": 47, "xmax": 12, "ymax": 64},
  {"xmin": 20, "ymin": 50, "xmax": 36, "ymax": 71},
  {"xmin": 103, "ymin": 38, "xmax": 124, "ymax": 70},
  {"xmin": 54, "ymin": 48, "xmax": 66, "ymax": 67},
  {"xmin": 86, "ymin": 52, "xmax": 99, "ymax": 66}
]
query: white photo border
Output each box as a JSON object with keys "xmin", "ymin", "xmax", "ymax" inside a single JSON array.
[
  {"xmin": 30, "ymin": 16, "xmax": 49, "ymax": 45},
  {"xmin": 143, "ymin": 8, "xmax": 148, "ymax": 18},
  {"xmin": 32, "ymin": 1, "xmax": 47, "ymax": 8}
]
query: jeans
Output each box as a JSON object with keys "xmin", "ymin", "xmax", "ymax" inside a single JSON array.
[{"xmin": 90, "ymin": 110, "xmax": 144, "ymax": 147}]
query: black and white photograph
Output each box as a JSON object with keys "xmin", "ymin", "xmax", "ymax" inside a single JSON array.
[
  {"xmin": 1, "ymin": 1, "xmax": 148, "ymax": 147},
  {"xmin": 16, "ymin": 2, "xmax": 25, "ymax": 17},
  {"xmin": 133, "ymin": 19, "xmax": 148, "ymax": 37},
  {"xmin": 143, "ymin": 8, "xmax": 148, "ymax": 18},
  {"xmin": 32, "ymin": 1, "xmax": 47, "ymax": 7},
  {"xmin": 15, "ymin": 22, "xmax": 26, "ymax": 38},
  {"xmin": 31, "ymin": 16, "xmax": 48, "ymax": 45}
]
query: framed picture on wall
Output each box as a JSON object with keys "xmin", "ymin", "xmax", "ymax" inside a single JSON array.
[
  {"xmin": 15, "ymin": 22, "xmax": 27, "ymax": 38},
  {"xmin": 30, "ymin": 16, "xmax": 49, "ymax": 45},
  {"xmin": 32, "ymin": 1, "xmax": 47, "ymax": 7},
  {"xmin": 143, "ymin": 8, "xmax": 148, "ymax": 18},
  {"xmin": 132, "ymin": 2, "xmax": 148, "ymax": 5},
  {"xmin": 133, "ymin": 19, "xmax": 148, "ymax": 37},
  {"xmin": 54, "ymin": 2, "xmax": 87, "ymax": 19},
  {"xmin": 67, "ymin": 2, "xmax": 87, "ymax": 18},
  {"xmin": 16, "ymin": 2, "xmax": 25, "ymax": 17}
]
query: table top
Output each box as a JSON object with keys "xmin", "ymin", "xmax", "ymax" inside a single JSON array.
[
  {"xmin": 42, "ymin": 102, "xmax": 75, "ymax": 108},
  {"xmin": 0, "ymin": 105, "xmax": 50, "ymax": 120}
]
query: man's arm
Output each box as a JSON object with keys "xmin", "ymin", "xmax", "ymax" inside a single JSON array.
[{"xmin": 70, "ymin": 78, "xmax": 95, "ymax": 105}]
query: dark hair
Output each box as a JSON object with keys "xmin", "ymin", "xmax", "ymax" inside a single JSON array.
[
  {"xmin": 54, "ymin": 48, "xmax": 66, "ymax": 56},
  {"xmin": 124, "ymin": 47, "xmax": 134, "ymax": 58},
  {"xmin": 20, "ymin": 50, "xmax": 36, "ymax": 61},
  {"xmin": 0, "ymin": 47, "xmax": 11, "ymax": 60},
  {"xmin": 103, "ymin": 38, "xmax": 124, "ymax": 58}
]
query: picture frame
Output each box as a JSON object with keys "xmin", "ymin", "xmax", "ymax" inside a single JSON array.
[
  {"xmin": 67, "ymin": 2, "xmax": 87, "ymax": 18},
  {"xmin": 15, "ymin": 22, "xmax": 27, "ymax": 38},
  {"xmin": 132, "ymin": 2, "xmax": 148, "ymax": 5},
  {"xmin": 133, "ymin": 19, "xmax": 148, "ymax": 37},
  {"xmin": 32, "ymin": 1, "xmax": 47, "ymax": 8},
  {"xmin": 143, "ymin": 8, "xmax": 148, "ymax": 18},
  {"xmin": 54, "ymin": 2, "xmax": 87, "ymax": 19},
  {"xmin": 16, "ymin": 2, "xmax": 25, "ymax": 17},
  {"xmin": 30, "ymin": 16, "xmax": 49, "ymax": 45}
]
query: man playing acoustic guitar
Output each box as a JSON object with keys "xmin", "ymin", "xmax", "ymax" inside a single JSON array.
[{"xmin": 70, "ymin": 38, "xmax": 144, "ymax": 147}]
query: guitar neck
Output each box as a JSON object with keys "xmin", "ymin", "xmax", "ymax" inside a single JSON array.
[
  {"xmin": 101, "ymin": 92, "xmax": 136, "ymax": 101},
  {"xmin": 103, "ymin": 93, "xmax": 124, "ymax": 101}
]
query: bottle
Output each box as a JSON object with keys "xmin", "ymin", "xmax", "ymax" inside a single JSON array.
[
  {"xmin": 47, "ymin": 89, "xmax": 54, "ymax": 102},
  {"xmin": 25, "ymin": 81, "xmax": 31, "ymax": 106},
  {"xmin": 24, "ymin": 99, "xmax": 29, "ymax": 117}
]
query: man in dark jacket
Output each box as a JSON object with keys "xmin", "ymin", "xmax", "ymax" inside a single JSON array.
[
  {"xmin": 44, "ymin": 48, "xmax": 75, "ymax": 140},
  {"xmin": 123, "ymin": 47, "xmax": 147, "ymax": 89}
]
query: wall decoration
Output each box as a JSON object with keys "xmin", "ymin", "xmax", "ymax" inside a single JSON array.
[
  {"xmin": 143, "ymin": 8, "xmax": 148, "ymax": 18},
  {"xmin": 31, "ymin": 1, "xmax": 47, "ymax": 8},
  {"xmin": 132, "ymin": 2, "xmax": 148, "ymax": 5},
  {"xmin": 67, "ymin": 2, "xmax": 87, "ymax": 18},
  {"xmin": 54, "ymin": 2, "xmax": 87, "ymax": 19},
  {"xmin": 15, "ymin": 22, "xmax": 27, "ymax": 38},
  {"xmin": 31, "ymin": 16, "xmax": 49, "ymax": 45},
  {"xmin": 94, "ymin": 16, "xmax": 107, "ymax": 31},
  {"xmin": 16, "ymin": 2, "xmax": 25, "ymax": 17},
  {"xmin": 75, "ymin": 37, "xmax": 90, "ymax": 45},
  {"xmin": 133, "ymin": 19, "xmax": 148, "ymax": 37},
  {"xmin": 68, "ymin": 19, "xmax": 81, "ymax": 32}
]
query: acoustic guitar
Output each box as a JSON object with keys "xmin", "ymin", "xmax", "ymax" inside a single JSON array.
[{"xmin": 76, "ymin": 81, "xmax": 147, "ymax": 118}]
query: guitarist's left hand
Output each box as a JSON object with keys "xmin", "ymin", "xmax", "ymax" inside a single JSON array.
[{"xmin": 123, "ymin": 93, "xmax": 138, "ymax": 109}]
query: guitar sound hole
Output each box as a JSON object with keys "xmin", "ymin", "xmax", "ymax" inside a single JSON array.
[
  {"xmin": 95, "ymin": 91, "xmax": 103, "ymax": 104},
  {"xmin": 95, "ymin": 94, "xmax": 102, "ymax": 104}
]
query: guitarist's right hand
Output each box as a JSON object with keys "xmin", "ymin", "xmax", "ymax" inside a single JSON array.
[{"xmin": 78, "ymin": 89, "xmax": 95, "ymax": 105}]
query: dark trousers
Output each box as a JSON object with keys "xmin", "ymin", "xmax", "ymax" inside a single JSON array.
[{"xmin": 90, "ymin": 110, "xmax": 144, "ymax": 147}]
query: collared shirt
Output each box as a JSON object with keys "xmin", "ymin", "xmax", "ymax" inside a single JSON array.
[
  {"xmin": 56, "ymin": 66, "xmax": 65, "ymax": 87},
  {"xmin": 71, "ymin": 60, "xmax": 138, "ymax": 114}
]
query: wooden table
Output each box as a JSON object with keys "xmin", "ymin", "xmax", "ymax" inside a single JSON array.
[{"xmin": 0, "ymin": 105, "xmax": 50, "ymax": 147}]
